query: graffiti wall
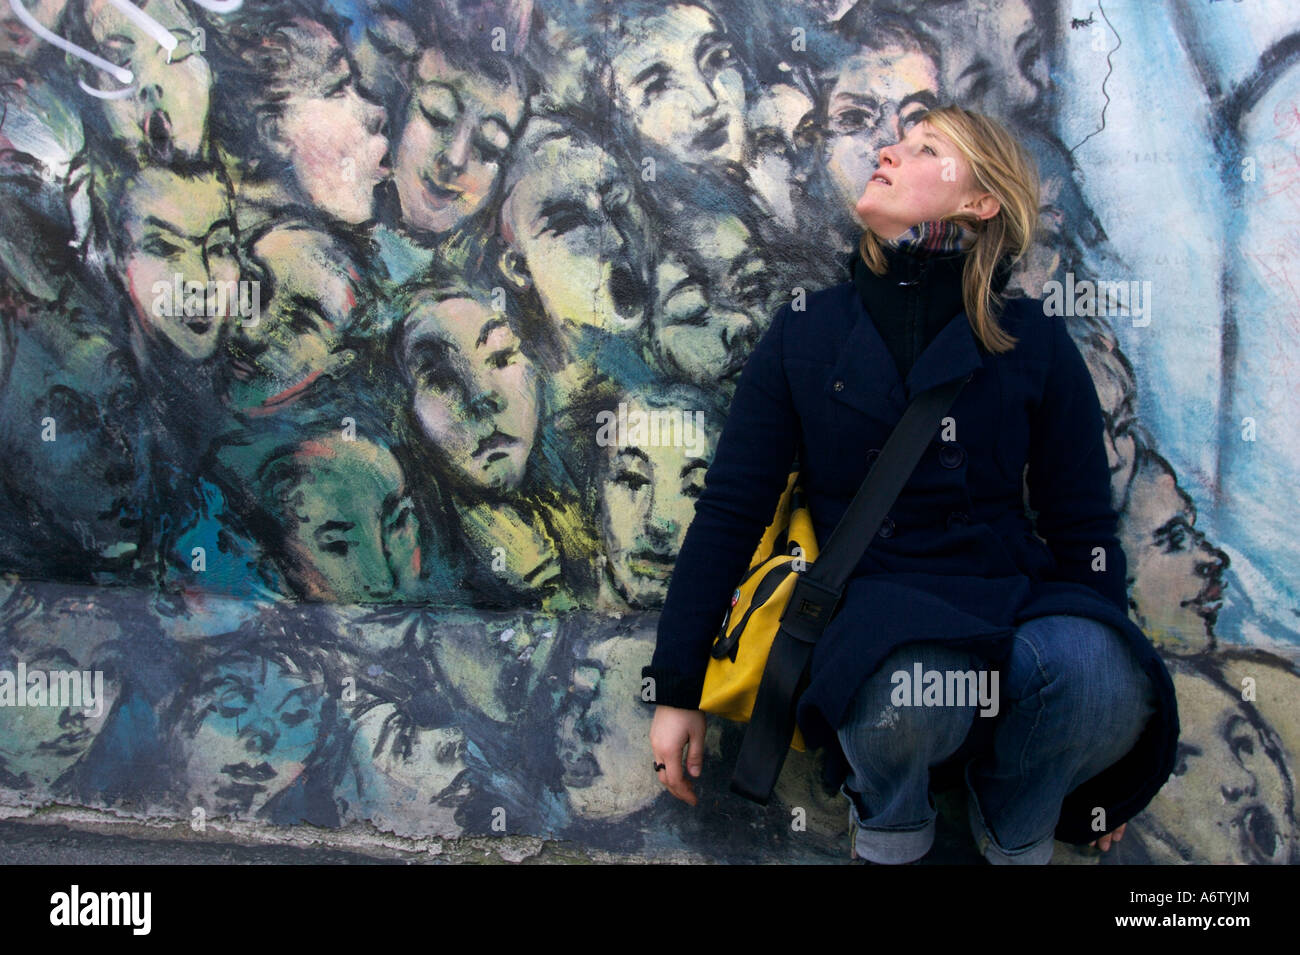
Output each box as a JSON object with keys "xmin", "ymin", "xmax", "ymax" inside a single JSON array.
[{"xmin": 0, "ymin": 0, "xmax": 1296, "ymax": 863}]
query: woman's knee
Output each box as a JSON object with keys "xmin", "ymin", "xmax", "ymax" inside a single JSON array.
[
  {"xmin": 1008, "ymin": 615, "xmax": 1156, "ymax": 736},
  {"xmin": 838, "ymin": 643, "xmax": 981, "ymax": 771}
]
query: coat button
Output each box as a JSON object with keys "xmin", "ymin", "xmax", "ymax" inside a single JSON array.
[
  {"xmin": 946, "ymin": 511, "xmax": 969, "ymax": 530},
  {"xmin": 877, "ymin": 516, "xmax": 895, "ymax": 538},
  {"xmin": 939, "ymin": 443, "xmax": 965, "ymax": 469},
  {"xmin": 865, "ymin": 448, "xmax": 880, "ymax": 468},
  {"xmin": 833, "ymin": 379, "xmax": 844, "ymax": 391}
]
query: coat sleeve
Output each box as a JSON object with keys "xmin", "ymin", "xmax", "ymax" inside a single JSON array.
[
  {"xmin": 1026, "ymin": 313, "xmax": 1129, "ymax": 613},
  {"xmin": 641, "ymin": 302, "xmax": 802, "ymax": 709}
]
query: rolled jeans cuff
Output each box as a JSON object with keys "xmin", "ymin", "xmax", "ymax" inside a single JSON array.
[
  {"xmin": 964, "ymin": 761, "xmax": 1054, "ymax": 865},
  {"xmin": 841, "ymin": 783, "xmax": 936, "ymax": 864}
]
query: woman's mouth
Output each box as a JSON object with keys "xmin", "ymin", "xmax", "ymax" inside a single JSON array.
[
  {"xmin": 693, "ymin": 116, "xmax": 730, "ymax": 152},
  {"xmin": 419, "ymin": 170, "xmax": 460, "ymax": 202},
  {"xmin": 145, "ymin": 109, "xmax": 174, "ymax": 160},
  {"xmin": 475, "ymin": 431, "xmax": 518, "ymax": 463},
  {"xmin": 870, "ymin": 173, "xmax": 892, "ymax": 186}
]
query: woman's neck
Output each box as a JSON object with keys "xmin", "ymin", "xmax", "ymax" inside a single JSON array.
[{"xmin": 879, "ymin": 218, "xmax": 979, "ymax": 257}]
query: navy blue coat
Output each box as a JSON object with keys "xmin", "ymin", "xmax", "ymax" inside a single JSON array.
[{"xmin": 645, "ymin": 279, "xmax": 1179, "ymax": 845}]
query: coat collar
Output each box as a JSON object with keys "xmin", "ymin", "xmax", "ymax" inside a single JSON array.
[{"xmin": 827, "ymin": 289, "xmax": 985, "ymax": 426}]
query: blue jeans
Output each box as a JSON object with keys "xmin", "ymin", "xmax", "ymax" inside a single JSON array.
[{"xmin": 835, "ymin": 614, "xmax": 1157, "ymax": 864}]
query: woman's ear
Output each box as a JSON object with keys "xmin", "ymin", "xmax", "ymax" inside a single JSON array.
[
  {"xmin": 255, "ymin": 112, "xmax": 292, "ymax": 161},
  {"xmin": 965, "ymin": 192, "xmax": 1001, "ymax": 221},
  {"xmin": 498, "ymin": 246, "xmax": 532, "ymax": 292}
]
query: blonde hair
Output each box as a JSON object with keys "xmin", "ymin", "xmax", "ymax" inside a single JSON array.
[{"xmin": 857, "ymin": 105, "xmax": 1040, "ymax": 354}]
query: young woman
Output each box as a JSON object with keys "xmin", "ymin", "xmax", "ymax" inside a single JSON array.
[{"xmin": 643, "ymin": 105, "xmax": 1179, "ymax": 865}]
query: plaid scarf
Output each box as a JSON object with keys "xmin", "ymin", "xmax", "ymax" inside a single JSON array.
[{"xmin": 881, "ymin": 218, "xmax": 979, "ymax": 255}]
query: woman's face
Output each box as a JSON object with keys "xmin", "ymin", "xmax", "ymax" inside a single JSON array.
[
  {"xmin": 263, "ymin": 437, "xmax": 420, "ymax": 603},
  {"xmin": 855, "ymin": 120, "xmax": 990, "ymax": 239},
  {"xmin": 270, "ymin": 21, "xmax": 389, "ymax": 225},
  {"xmin": 499, "ymin": 125, "xmax": 650, "ymax": 335},
  {"xmin": 394, "ymin": 47, "xmax": 523, "ymax": 235},
  {"xmin": 85, "ymin": 0, "xmax": 210, "ymax": 161},
  {"xmin": 607, "ymin": 3, "xmax": 745, "ymax": 167},
  {"xmin": 119, "ymin": 167, "xmax": 240, "ymax": 362},
  {"xmin": 598, "ymin": 399, "xmax": 712, "ymax": 608},
  {"xmin": 225, "ymin": 226, "xmax": 360, "ymax": 412},
  {"xmin": 403, "ymin": 295, "xmax": 538, "ymax": 493},
  {"xmin": 826, "ymin": 45, "xmax": 940, "ymax": 218},
  {"xmin": 651, "ymin": 212, "xmax": 762, "ymax": 393}
]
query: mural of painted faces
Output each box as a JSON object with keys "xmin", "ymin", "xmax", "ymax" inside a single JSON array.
[
  {"xmin": 81, "ymin": 0, "xmax": 211, "ymax": 162},
  {"xmin": 402, "ymin": 291, "xmax": 538, "ymax": 495},
  {"xmin": 256, "ymin": 435, "xmax": 421, "ymax": 603},
  {"xmin": 596, "ymin": 386, "xmax": 716, "ymax": 610},
  {"xmin": 115, "ymin": 166, "xmax": 240, "ymax": 363},
  {"xmin": 826, "ymin": 45, "xmax": 940, "ymax": 223},
  {"xmin": 394, "ymin": 46, "xmax": 524, "ymax": 236},
  {"xmin": 500, "ymin": 117, "xmax": 651, "ymax": 336},
  {"xmin": 606, "ymin": 3, "xmax": 745, "ymax": 168},
  {"xmin": 226, "ymin": 223, "xmax": 363, "ymax": 413},
  {"xmin": 257, "ymin": 18, "xmax": 389, "ymax": 226},
  {"xmin": 650, "ymin": 211, "xmax": 763, "ymax": 394},
  {"xmin": 1133, "ymin": 660, "xmax": 1295, "ymax": 864}
]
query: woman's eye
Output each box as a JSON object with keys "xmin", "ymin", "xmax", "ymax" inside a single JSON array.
[
  {"xmin": 668, "ymin": 306, "xmax": 709, "ymax": 328},
  {"xmin": 923, "ymin": 145, "xmax": 936, "ymax": 156},
  {"xmin": 1231, "ymin": 734, "xmax": 1255, "ymax": 761},
  {"xmin": 489, "ymin": 347, "xmax": 518, "ymax": 369},
  {"xmin": 615, "ymin": 469, "xmax": 649, "ymax": 491},
  {"xmin": 418, "ymin": 103, "xmax": 451, "ymax": 129},
  {"xmin": 832, "ymin": 108, "xmax": 872, "ymax": 134},
  {"xmin": 321, "ymin": 540, "xmax": 352, "ymax": 556},
  {"xmin": 683, "ymin": 481, "xmax": 704, "ymax": 498},
  {"xmin": 143, "ymin": 237, "xmax": 183, "ymax": 258}
]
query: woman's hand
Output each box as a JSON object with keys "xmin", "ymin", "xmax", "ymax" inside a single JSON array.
[
  {"xmin": 650, "ymin": 705, "xmax": 707, "ymax": 806},
  {"xmin": 1089, "ymin": 822, "xmax": 1126, "ymax": 852}
]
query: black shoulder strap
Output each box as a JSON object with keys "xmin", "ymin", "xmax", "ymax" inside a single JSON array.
[{"xmin": 730, "ymin": 372, "xmax": 972, "ymax": 804}]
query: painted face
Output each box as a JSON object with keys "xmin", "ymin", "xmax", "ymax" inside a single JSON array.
[
  {"xmin": 651, "ymin": 212, "xmax": 762, "ymax": 393},
  {"xmin": 598, "ymin": 396, "xmax": 713, "ymax": 608},
  {"xmin": 394, "ymin": 46, "xmax": 523, "ymax": 235},
  {"xmin": 500, "ymin": 123, "xmax": 650, "ymax": 334},
  {"xmin": 85, "ymin": 0, "xmax": 210, "ymax": 161},
  {"xmin": 856, "ymin": 120, "xmax": 989, "ymax": 239},
  {"xmin": 746, "ymin": 83, "xmax": 816, "ymax": 228},
  {"xmin": 268, "ymin": 20, "xmax": 389, "ymax": 225},
  {"xmin": 118, "ymin": 167, "xmax": 239, "ymax": 362},
  {"xmin": 557, "ymin": 634, "xmax": 661, "ymax": 820},
  {"xmin": 403, "ymin": 294, "xmax": 538, "ymax": 494},
  {"xmin": 1137, "ymin": 665, "xmax": 1294, "ymax": 864},
  {"xmin": 226, "ymin": 225, "xmax": 361, "ymax": 413},
  {"xmin": 458, "ymin": 501, "xmax": 564, "ymax": 603},
  {"xmin": 260, "ymin": 437, "xmax": 421, "ymax": 603},
  {"xmin": 1123, "ymin": 458, "xmax": 1228, "ymax": 650},
  {"xmin": 0, "ymin": 328, "xmax": 142, "ymax": 564},
  {"xmin": 825, "ymin": 45, "xmax": 940, "ymax": 222},
  {"xmin": 0, "ymin": 605, "xmax": 122, "ymax": 791},
  {"xmin": 0, "ymin": 0, "xmax": 65, "ymax": 65},
  {"xmin": 608, "ymin": 3, "xmax": 745, "ymax": 167},
  {"xmin": 933, "ymin": 0, "xmax": 1046, "ymax": 120}
]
